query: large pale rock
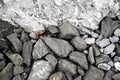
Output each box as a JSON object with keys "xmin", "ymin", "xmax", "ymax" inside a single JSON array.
[{"xmin": 0, "ymin": 0, "xmax": 119, "ymax": 32}]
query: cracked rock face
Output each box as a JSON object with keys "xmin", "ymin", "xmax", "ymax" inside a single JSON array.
[{"xmin": 0, "ymin": 0, "xmax": 120, "ymax": 32}]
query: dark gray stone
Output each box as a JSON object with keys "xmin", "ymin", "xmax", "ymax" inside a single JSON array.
[
  {"xmin": 14, "ymin": 66, "xmax": 24, "ymax": 75},
  {"xmin": 0, "ymin": 53, "xmax": 4, "ymax": 60},
  {"xmin": 88, "ymin": 47, "xmax": 95, "ymax": 64},
  {"xmin": 6, "ymin": 51, "xmax": 23, "ymax": 66},
  {"xmin": 71, "ymin": 37, "xmax": 87, "ymax": 51},
  {"xmin": 32, "ymin": 39, "xmax": 50, "ymax": 60},
  {"xmin": 27, "ymin": 60, "xmax": 54, "ymax": 80},
  {"xmin": 69, "ymin": 51, "xmax": 88, "ymax": 70},
  {"xmin": 58, "ymin": 59, "xmax": 77, "ymax": 75},
  {"xmin": 13, "ymin": 75, "xmax": 21, "ymax": 80},
  {"xmin": 112, "ymin": 73, "xmax": 120, "ymax": 80},
  {"xmin": 92, "ymin": 44, "xmax": 100, "ymax": 57},
  {"xmin": 59, "ymin": 22, "xmax": 79, "ymax": 39},
  {"xmin": 45, "ymin": 54, "xmax": 57, "ymax": 67},
  {"xmin": 83, "ymin": 66, "xmax": 104, "ymax": 80},
  {"xmin": 41, "ymin": 37, "xmax": 74, "ymax": 58},
  {"xmin": 74, "ymin": 76, "xmax": 81, "ymax": 80},
  {"xmin": 21, "ymin": 31, "xmax": 30, "ymax": 42},
  {"xmin": 103, "ymin": 70, "xmax": 115, "ymax": 80},
  {"xmin": 0, "ymin": 60, "xmax": 6, "ymax": 71},
  {"xmin": 0, "ymin": 63, "xmax": 13, "ymax": 80},
  {"xmin": 7, "ymin": 33, "xmax": 22, "ymax": 52},
  {"xmin": 78, "ymin": 66, "xmax": 84, "ymax": 76},
  {"xmin": 22, "ymin": 41, "xmax": 33, "ymax": 67}
]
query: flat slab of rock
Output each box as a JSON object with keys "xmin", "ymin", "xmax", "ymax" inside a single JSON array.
[
  {"xmin": 71, "ymin": 37, "xmax": 87, "ymax": 51},
  {"xmin": 0, "ymin": 60, "xmax": 6, "ymax": 71},
  {"xmin": 69, "ymin": 51, "xmax": 88, "ymax": 70},
  {"xmin": 7, "ymin": 33, "xmax": 22, "ymax": 53},
  {"xmin": 58, "ymin": 59, "xmax": 77, "ymax": 75},
  {"xmin": 83, "ymin": 66, "xmax": 104, "ymax": 80},
  {"xmin": 59, "ymin": 22, "xmax": 79, "ymax": 39},
  {"xmin": 32, "ymin": 39, "xmax": 50, "ymax": 60},
  {"xmin": 41, "ymin": 37, "xmax": 74, "ymax": 58},
  {"xmin": 27, "ymin": 60, "xmax": 54, "ymax": 80}
]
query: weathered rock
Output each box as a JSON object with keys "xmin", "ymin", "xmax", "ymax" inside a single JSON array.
[
  {"xmin": 71, "ymin": 37, "xmax": 87, "ymax": 51},
  {"xmin": 22, "ymin": 41, "xmax": 33, "ymax": 67},
  {"xmin": 69, "ymin": 51, "xmax": 88, "ymax": 70},
  {"xmin": 96, "ymin": 34, "xmax": 103, "ymax": 42},
  {"xmin": 45, "ymin": 54, "xmax": 57, "ymax": 67},
  {"xmin": 83, "ymin": 65, "xmax": 104, "ymax": 80},
  {"xmin": 0, "ymin": 38, "xmax": 9, "ymax": 50},
  {"xmin": 85, "ymin": 38, "xmax": 95, "ymax": 45},
  {"xmin": 21, "ymin": 31, "xmax": 30, "ymax": 42},
  {"xmin": 41, "ymin": 37, "xmax": 74, "ymax": 57},
  {"xmin": 108, "ymin": 61, "xmax": 114, "ymax": 67},
  {"xmin": 6, "ymin": 51, "xmax": 23, "ymax": 66},
  {"xmin": 78, "ymin": 66, "xmax": 84, "ymax": 76},
  {"xmin": 90, "ymin": 32, "xmax": 99, "ymax": 38},
  {"xmin": 58, "ymin": 59, "xmax": 77, "ymax": 75},
  {"xmin": 114, "ymin": 62, "xmax": 120, "ymax": 71},
  {"xmin": 29, "ymin": 31, "xmax": 36, "ymax": 39},
  {"xmin": 104, "ymin": 44, "xmax": 115, "ymax": 54},
  {"xmin": 32, "ymin": 39, "xmax": 50, "ymax": 60},
  {"xmin": 48, "ymin": 26, "xmax": 59, "ymax": 34},
  {"xmin": 88, "ymin": 47, "xmax": 95, "ymax": 64},
  {"xmin": 59, "ymin": 22, "xmax": 79, "ymax": 39},
  {"xmin": 0, "ymin": 53, "xmax": 4, "ymax": 60},
  {"xmin": 114, "ymin": 56, "xmax": 120, "ymax": 62},
  {"xmin": 21, "ymin": 72, "xmax": 28, "ymax": 80},
  {"xmin": 0, "ymin": 60, "xmax": 6, "ymax": 71},
  {"xmin": 103, "ymin": 70, "xmax": 115, "ymax": 80},
  {"xmin": 98, "ymin": 63, "xmax": 111, "ymax": 70},
  {"xmin": 74, "ymin": 75, "xmax": 81, "ymax": 80},
  {"xmin": 114, "ymin": 28, "xmax": 120, "ymax": 37},
  {"xmin": 112, "ymin": 73, "xmax": 120, "ymax": 80},
  {"xmin": 7, "ymin": 33, "xmax": 22, "ymax": 52},
  {"xmin": 14, "ymin": 66, "xmax": 24, "ymax": 75},
  {"xmin": 110, "ymin": 52, "xmax": 116, "ymax": 57},
  {"xmin": 82, "ymin": 34, "xmax": 88, "ymax": 39},
  {"xmin": 115, "ymin": 44, "xmax": 120, "ymax": 56},
  {"xmin": 0, "ymin": 63, "xmax": 13, "ymax": 80},
  {"xmin": 13, "ymin": 28, "xmax": 23, "ymax": 34},
  {"xmin": 109, "ymin": 36, "xmax": 119, "ymax": 43},
  {"xmin": 27, "ymin": 60, "xmax": 54, "ymax": 80},
  {"xmin": 13, "ymin": 75, "xmax": 21, "ymax": 80},
  {"xmin": 92, "ymin": 44, "xmax": 101, "ymax": 56}
]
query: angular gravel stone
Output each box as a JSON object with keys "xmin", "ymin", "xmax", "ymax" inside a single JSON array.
[
  {"xmin": 104, "ymin": 44, "xmax": 115, "ymax": 54},
  {"xmin": 83, "ymin": 50, "xmax": 88, "ymax": 54},
  {"xmin": 114, "ymin": 29, "xmax": 120, "ymax": 37},
  {"xmin": 69, "ymin": 51, "xmax": 88, "ymax": 70},
  {"xmin": 101, "ymin": 17, "xmax": 115, "ymax": 37},
  {"xmin": 0, "ymin": 38, "xmax": 9, "ymax": 50},
  {"xmin": 92, "ymin": 44, "xmax": 101, "ymax": 56},
  {"xmin": 103, "ymin": 70, "xmax": 115, "ymax": 80},
  {"xmin": 7, "ymin": 33, "xmax": 22, "ymax": 52},
  {"xmin": 85, "ymin": 38, "xmax": 95, "ymax": 45},
  {"xmin": 83, "ymin": 65, "xmax": 104, "ymax": 80},
  {"xmin": 110, "ymin": 52, "xmax": 116, "ymax": 57},
  {"xmin": 78, "ymin": 66, "xmax": 84, "ymax": 76},
  {"xmin": 88, "ymin": 47, "xmax": 95, "ymax": 64},
  {"xmin": 71, "ymin": 37, "xmax": 87, "ymax": 51},
  {"xmin": 108, "ymin": 61, "xmax": 114, "ymax": 67},
  {"xmin": 27, "ymin": 60, "xmax": 54, "ymax": 80},
  {"xmin": 47, "ymin": 26, "xmax": 59, "ymax": 34},
  {"xmin": 32, "ymin": 39, "xmax": 50, "ymax": 60},
  {"xmin": 14, "ymin": 66, "xmax": 24, "ymax": 75},
  {"xmin": 41, "ymin": 37, "xmax": 74, "ymax": 58},
  {"xmin": 6, "ymin": 51, "xmax": 23, "ymax": 66},
  {"xmin": 21, "ymin": 31, "xmax": 30, "ymax": 42},
  {"xmin": 98, "ymin": 63, "xmax": 111, "ymax": 70},
  {"xmin": 96, "ymin": 38, "xmax": 110, "ymax": 48},
  {"xmin": 112, "ymin": 73, "xmax": 120, "ymax": 80},
  {"xmin": 0, "ymin": 53, "xmax": 4, "ymax": 60},
  {"xmin": 49, "ymin": 72, "xmax": 63, "ymax": 80},
  {"xmin": 74, "ymin": 75, "xmax": 81, "ymax": 80},
  {"xmin": 22, "ymin": 41, "xmax": 33, "ymax": 67},
  {"xmin": 109, "ymin": 36, "xmax": 119, "ymax": 43},
  {"xmin": 115, "ymin": 44, "xmax": 120, "ymax": 56},
  {"xmin": 0, "ymin": 63, "xmax": 13, "ymax": 80},
  {"xmin": 114, "ymin": 56, "xmax": 120, "ymax": 62},
  {"xmin": 90, "ymin": 32, "xmax": 99, "ymax": 38},
  {"xmin": 114, "ymin": 62, "xmax": 120, "ymax": 71},
  {"xmin": 59, "ymin": 22, "xmax": 79, "ymax": 39},
  {"xmin": 0, "ymin": 60, "xmax": 6, "ymax": 71},
  {"xmin": 29, "ymin": 31, "xmax": 36, "ymax": 39},
  {"xmin": 58, "ymin": 59, "xmax": 77, "ymax": 75},
  {"xmin": 96, "ymin": 34, "xmax": 103, "ymax": 42},
  {"xmin": 45, "ymin": 54, "xmax": 57, "ymax": 67},
  {"xmin": 13, "ymin": 75, "xmax": 21, "ymax": 80}
]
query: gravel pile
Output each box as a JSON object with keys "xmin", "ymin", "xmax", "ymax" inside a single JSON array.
[{"xmin": 0, "ymin": 16, "xmax": 120, "ymax": 80}]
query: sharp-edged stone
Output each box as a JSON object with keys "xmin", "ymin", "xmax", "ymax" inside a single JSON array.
[
  {"xmin": 0, "ymin": 60, "xmax": 6, "ymax": 71},
  {"xmin": 109, "ymin": 36, "xmax": 119, "ymax": 43},
  {"xmin": 103, "ymin": 70, "xmax": 115, "ymax": 80},
  {"xmin": 88, "ymin": 47, "xmax": 95, "ymax": 64},
  {"xmin": 114, "ymin": 62, "xmax": 120, "ymax": 71},
  {"xmin": 77, "ymin": 66, "xmax": 84, "ymax": 76},
  {"xmin": 104, "ymin": 44, "xmax": 115, "ymax": 54},
  {"xmin": 98, "ymin": 63, "xmax": 111, "ymax": 70},
  {"xmin": 13, "ymin": 75, "xmax": 21, "ymax": 80},
  {"xmin": 112, "ymin": 73, "xmax": 120, "ymax": 80},
  {"xmin": 21, "ymin": 31, "xmax": 30, "ymax": 42},
  {"xmin": 14, "ymin": 66, "xmax": 24, "ymax": 75}
]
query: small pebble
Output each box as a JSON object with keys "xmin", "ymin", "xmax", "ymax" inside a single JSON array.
[
  {"xmin": 90, "ymin": 32, "xmax": 99, "ymax": 38},
  {"xmin": 85, "ymin": 38, "xmax": 95, "ymax": 45},
  {"xmin": 29, "ymin": 31, "xmax": 36, "ymax": 39},
  {"xmin": 108, "ymin": 61, "xmax": 114, "ymax": 67},
  {"xmin": 96, "ymin": 34, "xmax": 103, "ymax": 42},
  {"xmin": 110, "ymin": 52, "xmax": 116, "ymax": 57},
  {"xmin": 114, "ymin": 29, "xmax": 120, "ymax": 37},
  {"xmin": 104, "ymin": 44, "xmax": 115, "ymax": 54},
  {"xmin": 109, "ymin": 36, "xmax": 119, "ymax": 43},
  {"xmin": 98, "ymin": 63, "xmax": 111, "ymax": 70},
  {"xmin": 82, "ymin": 35, "xmax": 88, "ymax": 39},
  {"xmin": 114, "ymin": 62, "xmax": 120, "ymax": 71},
  {"xmin": 83, "ymin": 50, "xmax": 88, "ymax": 54},
  {"xmin": 100, "ymin": 48, "xmax": 104, "ymax": 53}
]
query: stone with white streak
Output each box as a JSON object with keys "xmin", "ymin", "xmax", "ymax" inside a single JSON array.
[
  {"xmin": 114, "ymin": 62, "xmax": 120, "ymax": 71},
  {"xmin": 98, "ymin": 63, "xmax": 111, "ymax": 70}
]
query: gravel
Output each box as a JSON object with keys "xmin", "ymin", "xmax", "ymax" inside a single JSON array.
[
  {"xmin": 114, "ymin": 62, "xmax": 120, "ymax": 71},
  {"xmin": 114, "ymin": 28, "xmax": 120, "ymax": 37},
  {"xmin": 98, "ymin": 63, "xmax": 111, "ymax": 70},
  {"xmin": 104, "ymin": 44, "xmax": 115, "ymax": 54},
  {"xmin": 88, "ymin": 47, "xmax": 95, "ymax": 64},
  {"xmin": 85, "ymin": 38, "xmax": 95, "ymax": 45}
]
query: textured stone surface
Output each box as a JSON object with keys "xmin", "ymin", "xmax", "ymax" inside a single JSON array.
[
  {"xmin": 104, "ymin": 44, "xmax": 115, "ymax": 54},
  {"xmin": 69, "ymin": 51, "xmax": 88, "ymax": 70},
  {"xmin": 14, "ymin": 66, "xmax": 24, "ymax": 75},
  {"xmin": 71, "ymin": 37, "xmax": 87, "ymax": 51},
  {"xmin": 98, "ymin": 63, "xmax": 111, "ymax": 70},
  {"xmin": 13, "ymin": 75, "xmax": 21, "ymax": 80},
  {"xmin": 85, "ymin": 38, "xmax": 95, "ymax": 45},
  {"xmin": 109, "ymin": 36, "xmax": 119, "ymax": 43},
  {"xmin": 27, "ymin": 60, "xmax": 54, "ymax": 80},
  {"xmin": 112, "ymin": 73, "xmax": 120, "ymax": 80},
  {"xmin": 74, "ymin": 75, "xmax": 81, "ymax": 80},
  {"xmin": 103, "ymin": 70, "xmax": 115, "ymax": 80},
  {"xmin": 77, "ymin": 66, "xmax": 84, "ymax": 76},
  {"xmin": 83, "ymin": 66, "xmax": 104, "ymax": 80},
  {"xmin": 41, "ymin": 37, "xmax": 74, "ymax": 57},
  {"xmin": 32, "ymin": 39, "xmax": 50, "ymax": 60}
]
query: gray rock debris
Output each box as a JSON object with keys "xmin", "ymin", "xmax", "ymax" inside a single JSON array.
[
  {"xmin": 114, "ymin": 29, "xmax": 120, "ymax": 37},
  {"xmin": 98, "ymin": 63, "xmax": 111, "ymax": 70},
  {"xmin": 115, "ymin": 44, "xmax": 120, "ymax": 56},
  {"xmin": 0, "ymin": 60, "xmax": 6, "ymax": 71},
  {"xmin": 78, "ymin": 66, "xmax": 84, "ymax": 76},
  {"xmin": 21, "ymin": 31, "xmax": 30, "ymax": 42},
  {"xmin": 114, "ymin": 62, "xmax": 120, "ymax": 71},
  {"xmin": 58, "ymin": 59, "xmax": 77, "ymax": 75},
  {"xmin": 88, "ymin": 47, "xmax": 95, "ymax": 64},
  {"xmin": 32, "ymin": 39, "xmax": 50, "ymax": 60},
  {"xmin": 27, "ymin": 60, "xmax": 54, "ymax": 80},
  {"xmin": 108, "ymin": 61, "xmax": 114, "ymax": 67},
  {"xmin": 14, "ymin": 66, "xmax": 24, "ymax": 75},
  {"xmin": 13, "ymin": 75, "xmax": 21, "ymax": 80},
  {"xmin": 47, "ymin": 26, "xmax": 59, "ymax": 34},
  {"xmin": 109, "ymin": 36, "xmax": 119, "ymax": 43},
  {"xmin": 22, "ymin": 41, "xmax": 33, "ymax": 67},
  {"xmin": 103, "ymin": 70, "xmax": 115, "ymax": 80},
  {"xmin": 104, "ymin": 44, "xmax": 115, "ymax": 54},
  {"xmin": 85, "ymin": 38, "xmax": 95, "ymax": 45},
  {"xmin": 74, "ymin": 75, "xmax": 81, "ymax": 80},
  {"xmin": 69, "ymin": 51, "xmax": 88, "ymax": 70},
  {"xmin": 110, "ymin": 52, "xmax": 116, "ymax": 57},
  {"xmin": 41, "ymin": 37, "xmax": 74, "ymax": 58},
  {"xmin": 7, "ymin": 33, "xmax": 22, "ymax": 53},
  {"xmin": 71, "ymin": 37, "xmax": 87, "ymax": 51},
  {"xmin": 92, "ymin": 44, "xmax": 101, "ymax": 56},
  {"xmin": 83, "ymin": 65, "xmax": 104, "ymax": 80},
  {"xmin": 112, "ymin": 73, "xmax": 120, "ymax": 80},
  {"xmin": 59, "ymin": 22, "xmax": 79, "ymax": 39}
]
